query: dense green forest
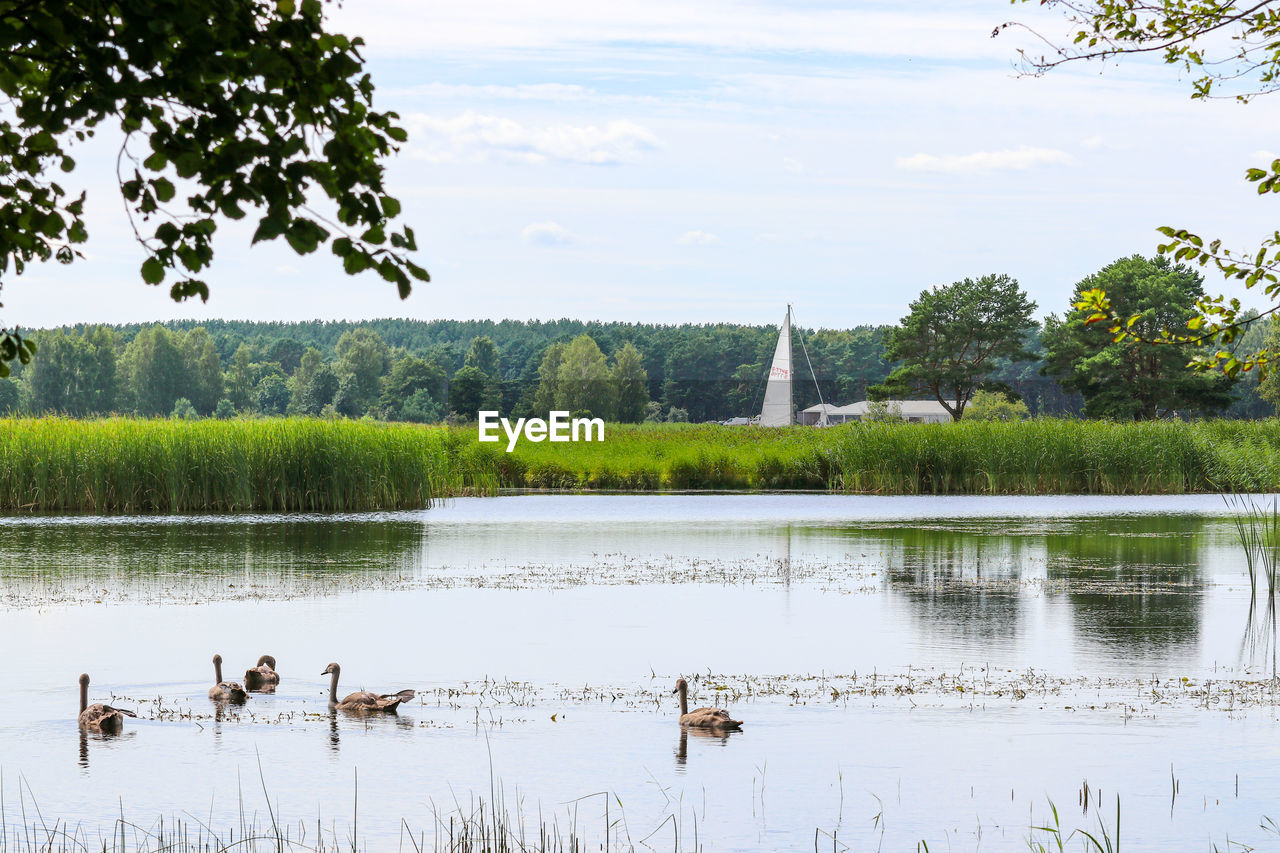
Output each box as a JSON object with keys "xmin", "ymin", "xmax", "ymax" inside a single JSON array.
[{"xmin": 0, "ymin": 315, "xmax": 1269, "ymax": 422}]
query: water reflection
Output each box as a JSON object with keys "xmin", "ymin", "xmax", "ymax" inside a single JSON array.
[
  {"xmin": 0, "ymin": 516, "xmax": 425, "ymax": 603},
  {"xmin": 673, "ymin": 727, "xmax": 739, "ymax": 772},
  {"xmin": 77, "ymin": 727, "xmax": 137, "ymax": 771},
  {"xmin": 817, "ymin": 515, "xmax": 1215, "ymax": 660},
  {"xmin": 1046, "ymin": 517, "xmax": 1205, "ymax": 657}
]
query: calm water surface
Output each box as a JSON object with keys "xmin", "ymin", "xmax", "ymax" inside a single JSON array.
[{"xmin": 3, "ymin": 494, "xmax": 1279, "ymax": 851}]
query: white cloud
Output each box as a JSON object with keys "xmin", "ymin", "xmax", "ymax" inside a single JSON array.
[
  {"xmin": 406, "ymin": 112, "xmax": 660, "ymax": 165},
  {"xmin": 332, "ymin": 2, "xmax": 1040, "ymax": 63},
  {"xmin": 1251, "ymin": 149, "xmax": 1279, "ymax": 163},
  {"xmin": 782, "ymin": 157, "xmax": 805, "ymax": 174},
  {"xmin": 1081, "ymin": 135, "xmax": 1104, "ymax": 149},
  {"xmin": 677, "ymin": 230, "xmax": 719, "ymax": 246},
  {"xmin": 523, "ymin": 222, "xmax": 579, "ymax": 246},
  {"xmin": 895, "ymin": 146, "xmax": 1075, "ymax": 175}
]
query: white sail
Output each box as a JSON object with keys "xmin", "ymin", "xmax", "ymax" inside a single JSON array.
[{"xmin": 759, "ymin": 306, "xmax": 793, "ymax": 426}]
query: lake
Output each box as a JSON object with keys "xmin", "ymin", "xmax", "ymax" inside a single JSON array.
[{"xmin": 3, "ymin": 494, "xmax": 1278, "ymax": 852}]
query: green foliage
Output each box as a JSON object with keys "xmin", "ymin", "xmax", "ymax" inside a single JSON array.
[
  {"xmin": 480, "ymin": 419, "xmax": 1280, "ymax": 494},
  {"xmin": 863, "ymin": 400, "xmax": 904, "ymax": 423},
  {"xmin": 5, "ymin": 316, "xmax": 1089, "ymax": 423},
  {"xmin": 224, "ymin": 344, "xmax": 255, "ymax": 412},
  {"xmin": 1043, "ymin": 256, "xmax": 1234, "ymax": 419},
  {"xmin": 557, "ymin": 334, "xmax": 613, "ymax": 419},
  {"xmin": 611, "ymin": 341, "xmax": 649, "ymax": 423},
  {"xmin": 334, "ymin": 327, "xmax": 389, "ymax": 412},
  {"xmin": 966, "ymin": 390, "xmax": 1030, "ymax": 422},
  {"xmin": 255, "ymin": 373, "xmax": 291, "ymax": 415},
  {"xmin": 170, "ymin": 396, "xmax": 197, "ymax": 420},
  {"xmin": 5, "ymin": 417, "xmax": 1280, "ymax": 511},
  {"xmin": 0, "ymin": 0, "xmax": 429, "ymax": 375},
  {"xmin": 879, "ymin": 274, "xmax": 1037, "ymax": 420},
  {"xmin": 0, "ymin": 417, "xmax": 477, "ymax": 512},
  {"xmin": 400, "ymin": 388, "xmax": 445, "ymax": 423},
  {"xmin": 214, "ymin": 398, "xmax": 235, "ymax": 419},
  {"xmin": 182, "ymin": 327, "xmax": 222, "ymax": 414},
  {"xmin": 25, "ymin": 326, "xmax": 116, "ymax": 415},
  {"xmin": 448, "ymin": 365, "xmax": 490, "ymax": 418},
  {"xmin": 1003, "ymin": 1, "xmax": 1280, "ymax": 375},
  {"xmin": 0, "ymin": 378, "xmax": 16, "ymax": 414},
  {"xmin": 289, "ymin": 347, "xmax": 337, "ymax": 414},
  {"xmin": 121, "ymin": 326, "xmax": 188, "ymax": 416},
  {"xmin": 532, "ymin": 342, "xmax": 566, "ymax": 416},
  {"xmin": 380, "ymin": 354, "xmax": 447, "ymax": 420},
  {"xmin": 463, "ymin": 335, "xmax": 501, "ymax": 379}
]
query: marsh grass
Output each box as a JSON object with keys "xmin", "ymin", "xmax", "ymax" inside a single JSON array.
[
  {"xmin": 502, "ymin": 420, "xmax": 1280, "ymax": 495},
  {"xmin": 1226, "ymin": 494, "xmax": 1280, "ymax": 679},
  {"xmin": 0, "ymin": 779, "xmax": 639, "ymax": 853},
  {"xmin": 7, "ymin": 417, "xmax": 1280, "ymax": 513},
  {"xmin": 0, "ymin": 418, "xmax": 498, "ymax": 514}
]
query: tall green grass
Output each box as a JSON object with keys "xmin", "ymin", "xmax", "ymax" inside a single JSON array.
[
  {"xmin": 5, "ymin": 417, "xmax": 1280, "ymax": 514},
  {"xmin": 496, "ymin": 420, "xmax": 1280, "ymax": 494},
  {"xmin": 0, "ymin": 417, "xmax": 502, "ymax": 514}
]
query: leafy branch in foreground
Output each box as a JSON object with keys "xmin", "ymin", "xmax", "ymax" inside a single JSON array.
[
  {"xmin": 0, "ymin": 0, "xmax": 431, "ymax": 375},
  {"xmin": 997, "ymin": 1, "xmax": 1280, "ymax": 377}
]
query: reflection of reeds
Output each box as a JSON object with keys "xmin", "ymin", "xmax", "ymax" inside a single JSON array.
[{"xmin": 1225, "ymin": 494, "xmax": 1280, "ymax": 680}]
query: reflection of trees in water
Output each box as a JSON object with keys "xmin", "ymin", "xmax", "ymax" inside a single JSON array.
[
  {"xmin": 843, "ymin": 524, "xmax": 1039, "ymax": 644},
  {"xmin": 1045, "ymin": 516, "xmax": 1205, "ymax": 656},
  {"xmin": 0, "ymin": 518, "xmax": 425, "ymax": 599},
  {"xmin": 818, "ymin": 516, "xmax": 1209, "ymax": 656}
]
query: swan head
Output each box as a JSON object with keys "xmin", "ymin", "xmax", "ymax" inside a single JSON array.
[
  {"xmin": 322, "ymin": 662, "xmax": 340, "ymax": 676},
  {"xmin": 673, "ymin": 678, "xmax": 688, "ymax": 695},
  {"xmin": 79, "ymin": 673, "xmax": 90, "ymax": 688},
  {"xmin": 212, "ymin": 653, "xmax": 223, "ymax": 666},
  {"xmin": 258, "ymin": 655, "xmax": 277, "ymax": 669}
]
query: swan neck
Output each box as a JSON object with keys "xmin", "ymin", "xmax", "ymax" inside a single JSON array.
[
  {"xmin": 214, "ymin": 658, "xmax": 223, "ymax": 684},
  {"xmin": 678, "ymin": 684, "xmax": 688, "ymax": 716},
  {"xmin": 79, "ymin": 680, "xmax": 87, "ymax": 715},
  {"xmin": 329, "ymin": 668, "xmax": 340, "ymax": 704}
]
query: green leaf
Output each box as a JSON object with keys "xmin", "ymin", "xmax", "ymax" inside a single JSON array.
[
  {"xmin": 153, "ymin": 177, "xmax": 175, "ymax": 203},
  {"xmin": 141, "ymin": 256, "xmax": 165, "ymax": 284}
]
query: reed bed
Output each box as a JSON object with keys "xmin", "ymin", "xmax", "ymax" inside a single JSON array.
[
  {"xmin": 500, "ymin": 419, "xmax": 1280, "ymax": 495},
  {"xmin": 0, "ymin": 417, "xmax": 501, "ymax": 514},
  {"xmin": 6, "ymin": 417, "xmax": 1280, "ymax": 513}
]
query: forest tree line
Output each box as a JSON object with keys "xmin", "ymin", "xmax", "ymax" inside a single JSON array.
[{"xmin": 3, "ymin": 256, "xmax": 1277, "ymax": 423}]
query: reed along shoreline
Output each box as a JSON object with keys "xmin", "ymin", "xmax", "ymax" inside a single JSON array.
[{"xmin": 3, "ymin": 417, "xmax": 1280, "ymax": 514}]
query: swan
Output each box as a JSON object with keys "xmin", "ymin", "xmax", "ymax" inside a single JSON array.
[
  {"xmin": 208, "ymin": 654, "xmax": 248, "ymax": 703},
  {"xmin": 322, "ymin": 662, "xmax": 414, "ymax": 712},
  {"xmin": 673, "ymin": 677, "xmax": 742, "ymax": 730},
  {"xmin": 244, "ymin": 655, "xmax": 280, "ymax": 692},
  {"xmin": 78, "ymin": 673, "xmax": 135, "ymax": 733}
]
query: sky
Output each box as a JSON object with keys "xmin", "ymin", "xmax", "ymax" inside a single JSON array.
[{"xmin": 6, "ymin": 0, "xmax": 1280, "ymax": 330}]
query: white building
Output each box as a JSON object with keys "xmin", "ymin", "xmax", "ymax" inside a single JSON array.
[{"xmin": 799, "ymin": 399, "xmax": 952, "ymax": 425}]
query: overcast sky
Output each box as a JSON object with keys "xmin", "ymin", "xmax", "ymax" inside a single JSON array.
[{"xmin": 6, "ymin": 0, "xmax": 1278, "ymax": 330}]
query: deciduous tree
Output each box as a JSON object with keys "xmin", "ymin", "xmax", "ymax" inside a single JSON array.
[
  {"xmin": 1000, "ymin": 1, "xmax": 1280, "ymax": 375},
  {"xmin": 0, "ymin": 0, "xmax": 430, "ymax": 376},
  {"xmin": 611, "ymin": 342, "xmax": 649, "ymax": 423}
]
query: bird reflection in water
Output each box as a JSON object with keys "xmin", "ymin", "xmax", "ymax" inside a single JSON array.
[
  {"xmin": 78, "ymin": 727, "xmax": 137, "ymax": 771},
  {"xmin": 326, "ymin": 705, "xmax": 414, "ymax": 756},
  {"xmin": 673, "ymin": 727, "xmax": 739, "ymax": 772}
]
